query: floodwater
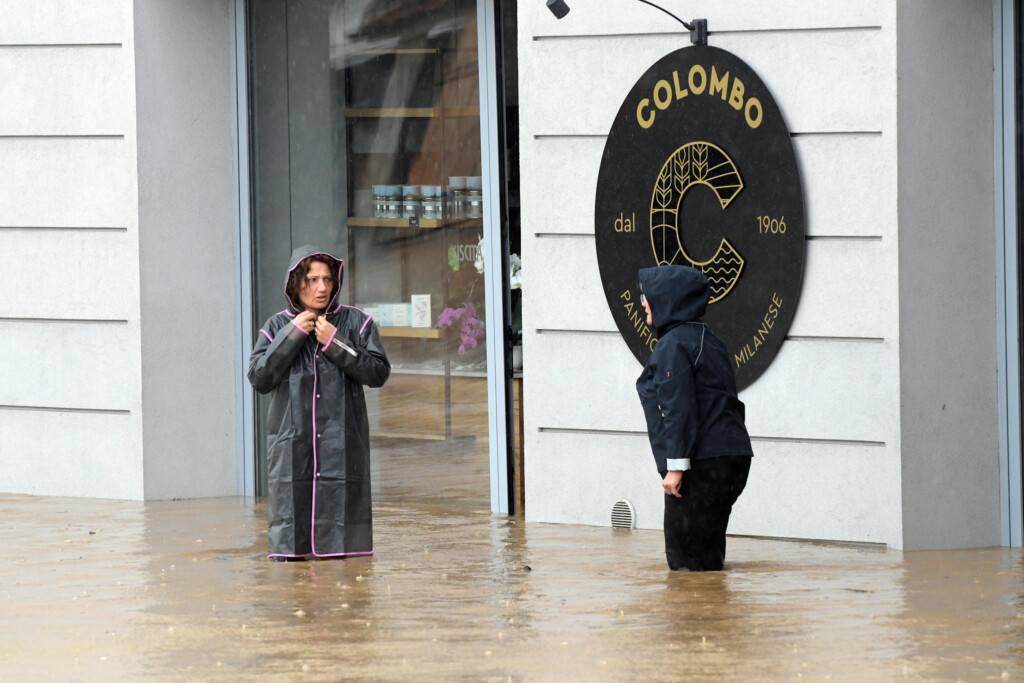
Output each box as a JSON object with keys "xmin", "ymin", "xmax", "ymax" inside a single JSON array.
[{"xmin": 1, "ymin": 495, "xmax": 1022, "ymax": 681}]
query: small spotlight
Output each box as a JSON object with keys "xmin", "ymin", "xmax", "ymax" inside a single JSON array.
[{"xmin": 547, "ymin": 0, "xmax": 570, "ymax": 19}]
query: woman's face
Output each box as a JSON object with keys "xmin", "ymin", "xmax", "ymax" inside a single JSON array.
[{"xmin": 298, "ymin": 261, "xmax": 334, "ymax": 313}]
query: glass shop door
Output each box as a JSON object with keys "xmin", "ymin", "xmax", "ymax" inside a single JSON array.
[{"xmin": 246, "ymin": 0, "xmax": 512, "ymax": 511}]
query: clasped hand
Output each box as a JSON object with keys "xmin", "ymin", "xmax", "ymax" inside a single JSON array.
[
  {"xmin": 662, "ymin": 470, "xmax": 683, "ymax": 498},
  {"xmin": 294, "ymin": 311, "xmax": 338, "ymax": 346}
]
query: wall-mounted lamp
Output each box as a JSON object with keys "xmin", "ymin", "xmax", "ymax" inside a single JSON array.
[
  {"xmin": 546, "ymin": 0, "xmax": 570, "ymax": 20},
  {"xmin": 546, "ymin": 0, "xmax": 707, "ymax": 45}
]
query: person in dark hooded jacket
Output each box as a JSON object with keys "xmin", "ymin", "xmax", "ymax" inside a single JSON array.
[
  {"xmin": 248, "ymin": 245, "xmax": 390, "ymax": 561},
  {"xmin": 636, "ymin": 265, "xmax": 753, "ymax": 571}
]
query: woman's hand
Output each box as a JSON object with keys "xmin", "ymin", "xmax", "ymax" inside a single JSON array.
[
  {"xmin": 294, "ymin": 310, "xmax": 317, "ymax": 335},
  {"xmin": 314, "ymin": 316, "xmax": 337, "ymax": 346},
  {"xmin": 662, "ymin": 471, "xmax": 683, "ymax": 498}
]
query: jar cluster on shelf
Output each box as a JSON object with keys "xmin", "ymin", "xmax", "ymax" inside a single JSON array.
[{"xmin": 371, "ymin": 176, "xmax": 483, "ymax": 220}]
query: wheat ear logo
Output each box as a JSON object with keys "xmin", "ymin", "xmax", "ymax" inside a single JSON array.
[{"xmin": 650, "ymin": 142, "xmax": 744, "ymax": 303}]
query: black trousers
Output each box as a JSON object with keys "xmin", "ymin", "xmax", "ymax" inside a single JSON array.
[{"xmin": 663, "ymin": 455, "xmax": 751, "ymax": 571}]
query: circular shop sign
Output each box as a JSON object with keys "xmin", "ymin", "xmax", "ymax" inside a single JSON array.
[{"xmin": 595, "ymin": 44, "xmax": 805, "ymax": 391}]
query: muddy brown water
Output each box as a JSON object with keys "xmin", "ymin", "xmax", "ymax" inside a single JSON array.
[{"xmin": 1, "ymin": 494, "xmax": 1022, "ymax": 681}]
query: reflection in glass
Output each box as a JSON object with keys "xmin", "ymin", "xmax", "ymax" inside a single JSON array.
[{"xmin": 250, "ymin": 0, "xmax": 490, "ymax": 509}]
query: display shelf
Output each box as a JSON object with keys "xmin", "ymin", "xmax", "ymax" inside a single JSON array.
[
  {"xmin": 378, "ymin": 326, "xmax": 442, "ymax": 339},
  {"xmin": 345, "ymin": 107, "xmax": 437, "ymax": 118},
  {"xmin": 345, "ymin": 107, "xmax": 479, "ymax": 119},
  {"xmin": 347, "ymin": 217, "xmax": 443, "ymax": 229},
  {"xmin": 388, "ymin": 367, "xmax": 487, "ymax": 378},
  {"xmin": 442, "ymin": 107, "xmax": 479, "ymax": 118},
  {"xmin": 370, "ymin": 430, "xmax": 447, "ymax": 441},
  {"xmin": 346, "ymin": 217, "xmax": 480, "ymax": 230},
  {"xmin": 348, "ymin": 48, "xmax": 439, "ymax": 56}
]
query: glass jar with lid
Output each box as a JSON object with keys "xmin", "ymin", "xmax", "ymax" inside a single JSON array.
[
  {"xmin": 383, "ymin": 185, "xmax": 402, "ymax": 219},
  {"xmin": 421, "ymin": 185, "xmax": 443, "ymax": 220},
  {"xmin": 372, "ymin": 185, "xmax": 386, "ymax": 218},
  {"xmin": 465, "ymin": 176, "xmax": 483, "ymax": 219},
  {"xmin": 402, "ymin": 185, "xmax": 420, "ymax": 219},
  {"xmin": 447, "ymin": 176, "xmax": 466, "ymax": 219}
]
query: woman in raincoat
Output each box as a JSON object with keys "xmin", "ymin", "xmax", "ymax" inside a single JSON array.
[
  {"xmin": 248, "ymin": 246, "xmax": 390, "ymax": 561},
  {"xmin": 636, "ymin": 265, "xmax": 752, "ymax": 571}
]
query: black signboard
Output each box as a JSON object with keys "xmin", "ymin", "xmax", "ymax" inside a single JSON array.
[{"xmin": 595, "ymin": 44, "xmax": 805, "ymax": 390}]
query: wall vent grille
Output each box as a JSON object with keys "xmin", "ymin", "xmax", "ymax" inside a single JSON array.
[{"xmin": 611, "ymin": 499, "xmax": 636, "ymax": 529}]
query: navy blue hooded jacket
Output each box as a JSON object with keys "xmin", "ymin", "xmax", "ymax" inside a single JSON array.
[{"xmin": 636, "ymin": 265, "xmax": 753, "ymax": 475}]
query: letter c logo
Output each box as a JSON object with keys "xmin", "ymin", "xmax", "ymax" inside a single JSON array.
[{"xmin": 649, "ymin": 142, "xmax": 744, "ymax": 303}]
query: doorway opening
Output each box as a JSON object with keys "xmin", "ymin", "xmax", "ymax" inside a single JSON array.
[{"xmin": 244, "ymin": 0, "xmax": 520, "ymax": 512}]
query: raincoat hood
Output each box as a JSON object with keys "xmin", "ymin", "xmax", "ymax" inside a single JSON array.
[
  {"xmin": 638, "ymin": 265, "xmax": 709, "ymax": 336},
  {"xmin": 285, "ymin": 245, "xmax": 344, "ymax": 314}
]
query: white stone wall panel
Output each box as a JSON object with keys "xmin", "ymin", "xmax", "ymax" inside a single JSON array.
[
  {"xmin": 796, "ymin": 135, "xmax": 896, "ymax": 239},
  {"xmin": 524, "ymin": 0, "xmax": 890, "ymax": 37},
  {"xmin": 0, "ymin": 1, "xmax": 127, "ymax": 44},
  {"xmin": 0, "ymin": 48, "xmax": 129, "ymax": 134},
  {"xmin": 0, "ymin": 321, "xmax": 134, "ymax": 410},
  {"xmin": 788, "ymin": 239, "xmax": 895, "ymax": 339},
  {"xmin": 729, "ymin": 440, "xmax": 901, "ymax": 545},
  {"xmin": 0, "ymin": 139, "xmax": 135, "ymax": 227},
  {"xmin": 0, "ymin": 231, "xmax": 135, "ymax": 319},
  {"xmin": 520, "ymin": 137, "xmax": 603, "ymax": 237},
  {"xmin": 520, "ymin": 31, "xmax": 889, "ymax": 137},
  {"xmin": 524, "ymin": 429, "xmax": 660, "ymax": 529},
  {"xmin": 0, "ymin": 410, "xmax": 142, "ymax": 499}
]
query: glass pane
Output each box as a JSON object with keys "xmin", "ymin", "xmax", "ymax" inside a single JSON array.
[{"xmin": 249, "ymin": 0, "xmax": 490, "ymax": 509}]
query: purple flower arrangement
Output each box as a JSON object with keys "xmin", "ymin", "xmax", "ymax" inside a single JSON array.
[{"xmin": 437, "ymin": 302, "xmax": 485, "ymax": 354}]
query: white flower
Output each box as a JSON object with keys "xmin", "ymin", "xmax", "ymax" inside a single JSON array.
[
  {"xmin": 509, "ymin": 253, "xmax": 522, "ymax": 290},
  {"xmin": 473, "ymin": 236, "xmax": 521, "ymax": 290},
  {"xmin": 474, "ymin": 235, "xmax": 485, "ymax": 274}
]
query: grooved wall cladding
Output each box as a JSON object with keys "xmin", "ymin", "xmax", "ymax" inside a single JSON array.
[
  {"xmin": 519, "ymin": 0, "xmax": 901, "ymax": 545},
  {"xmin": 0, "ymin": 1, "xmax": 143, "ymax": 499}
]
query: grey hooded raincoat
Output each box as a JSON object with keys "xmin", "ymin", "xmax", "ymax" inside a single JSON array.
[{"xmin": 248, "ymin": 245, "xmax": 390, "ymax": 559}]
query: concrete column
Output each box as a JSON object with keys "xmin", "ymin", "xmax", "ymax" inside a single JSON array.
[
  {"xmin": 134, "ymin": 0, "xmax": 239, "ymax": 498},
  {"xmin": 896, "ymin": 0, "xmax": 1001, "ymax": 549}
]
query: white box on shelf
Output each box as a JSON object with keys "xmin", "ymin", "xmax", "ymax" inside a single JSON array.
[
  {"xmin": 410, "ymin": 294, "xmax": 431, "ymax": 328},
  {"xmin": 375, "ymin": 303, "xmax": 393, "ymax": 327},
  {"xmin": 361, "ymin": 304, "xmax": 381, "ymax": 324},
  {"xmin": 391, "ymin": 303, "xmax": 410, "ymax": 328}
]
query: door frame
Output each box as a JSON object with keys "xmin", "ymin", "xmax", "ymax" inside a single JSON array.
[
  {"xmin": 996, "ymin": 0, "xmax": 1022, "ymax": 546},
  {"xmin": 232, "ymin": 0, "xmax": 257, "ymax": 497},
  {"xmin": 478, "ymin": 0, "xmax": 513, "ymax": 515}
]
